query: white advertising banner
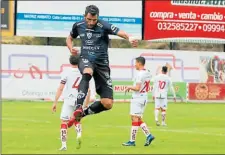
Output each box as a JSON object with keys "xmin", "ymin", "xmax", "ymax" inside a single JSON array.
[
  {"xmin": 16, "ymin": 1, "xmax": 142, "ymax": 39},
  {"xmin": 1, "ymin": 44, "xmax": 225, "ymax": 100}
]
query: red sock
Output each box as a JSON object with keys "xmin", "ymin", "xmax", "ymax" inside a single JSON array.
[
  {"xmin": 61, "ymin": 123, "xmax": 67, "ymax": 129},
  {"xmin": 138, "ymin": 121, "xmax": 143, "ymax": 126},
  {"xmin": 74, "ymin": 121, "xmax": 79, "ymax": 126},
  {"xmin": 67, "ymin": 118, "xmax": 75, "ymax": 128}
]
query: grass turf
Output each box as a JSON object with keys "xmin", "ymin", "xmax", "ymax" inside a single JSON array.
[{"xmin": 2, "ymin": 101, "xmax": 225, "ymax": 154}]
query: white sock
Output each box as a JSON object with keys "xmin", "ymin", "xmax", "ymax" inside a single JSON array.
[
  {"xmin": 140, "ymin": 122, "xmax": 151, "ymax": 137},
  {"xmin": 60, "ymin": 124, "xmax": 67, "ymax": 147},
  {"xmin": 162, "ymin": 111, "xmax": 166, "ymax": 123},
  {"xmin": 130, "ymin": 122, "xmax": 139, "ymax": 142},
  {"xmin": 75, "ymin": 123, "xmax": 82, "ymax": 138},
  {"xmin": 155, "ymin": 109, "xmax": 159, "ymax": 122}
]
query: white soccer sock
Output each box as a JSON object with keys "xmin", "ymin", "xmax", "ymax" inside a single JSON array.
[
  {"xmin": 162, "ymin": 111, "xmax": 166, "ymax": 123},
  {"xmin": 60, "ymin": 124, "xmax": 67, "ymax": 147},
  {"xmin": 130, "ymin": 122, "xmax": 139, "ymax": 142},
  {"xmin": 140, "ymin": 121, "xmax": 151, "ymax": 137},
  {"xmin": 75, "ymin": 123, "xmax": 82, "ymax": 138},
  {"xmin": 155, "ymin": 109, "xmax": 159, "ymax": 122}
]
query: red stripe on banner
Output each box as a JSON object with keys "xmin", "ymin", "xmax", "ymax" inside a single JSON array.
[
  {"xmin": 140, "ymin": 53, "xmax": 199, "ymax": 70},
  {"xmin": 0, "ymin": 64, "xmax": 133, "ymax": 75}
]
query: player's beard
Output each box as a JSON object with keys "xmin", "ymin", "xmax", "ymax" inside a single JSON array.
[{"xmin": 87, "ymin": 24, "xmax": 95, "ymax": 28}]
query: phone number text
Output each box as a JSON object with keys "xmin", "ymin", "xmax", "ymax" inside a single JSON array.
[{"xmin": 157, "ymin": 22, "xmax": 225, "ymax": 32}]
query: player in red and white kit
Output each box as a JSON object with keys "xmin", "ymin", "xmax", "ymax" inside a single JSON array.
[
  {"xmin": 52, "ymin": 55, "xmax": 96, "ymax": 150},
  {"xmin": 122, "ymin": 57, "xmax": 155, "ymax": 147},
  {"xmin": 152, "ymin": 66, "xmax": 176, "ymax": 126}
]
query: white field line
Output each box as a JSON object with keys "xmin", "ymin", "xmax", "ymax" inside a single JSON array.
[
  {"xmin": 101, "ymin": 125, "xmax": 225, "ymax": 137},
  {"xmin": 1, "ymin": 117, "xmax": 51, "ymax": 124},
  {"xmin": 2, "ymin": 118, "xmax": 225, "ymax": 137}
]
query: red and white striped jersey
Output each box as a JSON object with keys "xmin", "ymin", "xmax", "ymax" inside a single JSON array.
[
  {"xmin": 132, "ymin": 69, "xmax": 151, "ymax": 98},
  {"xmin": 152, "ymin": 73, "xmax": 176, "ymax": 99},
  {"xmin": 60, "ymin": 67, "xmax": 95, "ymax": 100}
]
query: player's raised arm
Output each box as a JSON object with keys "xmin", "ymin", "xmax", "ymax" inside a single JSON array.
[
  {"xmin": 117, "ymin": 30, "xmax": 138, "ymax": 47},
  {"xmin": 66, "ymin": 23, "xmax": 79, "ymax": 55},
  {"xmin": 103, "ymin": 21, "xmax": 138, "ymax": 47},
  {"xmin": 169, "ymin": 79, "xmax": 176, "ymax": 102},
  {"xmin": 52, "ymin": 75, "xmax": 67, "ymax": 112}
]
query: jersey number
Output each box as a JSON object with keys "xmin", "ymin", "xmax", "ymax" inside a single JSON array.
[
  {"xmin": 72, "ymin": 77, "xmax": 81, "ymax": 89},
  {"xmin": 140, "ymin": 81, "xmax": 150, "ymax": 93},
  {"xmin": 158, "ymin": 81, "xmax": 166, "ymax": 89}
]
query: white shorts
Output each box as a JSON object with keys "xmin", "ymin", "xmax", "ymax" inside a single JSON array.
[
  {"xmin": 130, "ymin": 97, "xmax": 147, "ymax": 117},
  {"xmin": 60, "ymin": 99, "xmax": 76, "ymax": 120},
  {"xmin": 155, "ymin": 98, "xmax": 168, "ymax": 110}
]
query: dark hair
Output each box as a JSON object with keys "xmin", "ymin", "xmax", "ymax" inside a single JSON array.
[
  {"xmin": 162, "ymin": 66, "xmax": 168, "ymax": 73},
  {"xmin": 85, "ymin": 5, "xmax": 99, "ymax": 16},
  {"xmin": 69, "ymin": 55, "xmax": 79, "ymax": 65},
  {"xmin": 136, "ymin": 56, "xmax": 145, "ymax": 65}
]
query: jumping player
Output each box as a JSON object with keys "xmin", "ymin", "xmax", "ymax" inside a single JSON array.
[
  {"xmin": 152, "ymin": 66, "xmax": 176, "ymax": 126},
  {"xmin": 66, "ymin": 5, "xmax": 138, "ymax": 122},
  {"xmin": 122, "ymin": 57, "xmax": 155, "ymax": 146},
  {"xmin": 52, "ymin": 55, "xmax": 96, "ymax": 150}
]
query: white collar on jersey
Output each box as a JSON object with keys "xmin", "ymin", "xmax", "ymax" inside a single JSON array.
[{"xmin": 71, "ymin": 67, "xmax": 78, "ymax": 71}]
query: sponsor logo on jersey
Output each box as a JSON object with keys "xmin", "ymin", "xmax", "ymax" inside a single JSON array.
[
  {"xmin": 83, "ymin": 46, "xmax": 100, "ymax": 50},
  {"xmin": 103, "ymin": 60, "xmax": 109, "ymax": 64},
  {"xmin": 97, "ymin": 22, "xmax": 103, "ymax": 28},
  {"xmin": 87, "ymin": 32, "xmax": 92, "ymax": 39},
  {"xmin": 103, "ymin": 72, "xmax": 110, "ymax": 78},
  {"xmin": 95, "ymin": 34, "xmax": 102, "ymax": 38},
  {"xmin": 107, "ymin": 79, "xmax": 112, "ymax": 85},
  {"xmin": 88, "ymin": 51, "xmax": 95, "ymax": 55},
  {"xmin": 80, "ymin": 33, "xmax": 85, "ymax": 37},
  {"xmin": 77, "ymin": 91, "xmax": 85, "ymax": 99},
  {"xmin": 107, "ymin": 79, "xmax": 113, "ymax": 89},
  {"xmin": 85, "ymin": 40, "xmax": 94, "ymax": 45},
  {"xmin": 82, "ymin": 58, "xmax": 89, "ymax": 63}
]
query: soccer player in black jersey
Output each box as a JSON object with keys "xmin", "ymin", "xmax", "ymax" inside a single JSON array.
[{"xmin": 66, "ymin": 5, "xmax": 138, "ymax": 122}]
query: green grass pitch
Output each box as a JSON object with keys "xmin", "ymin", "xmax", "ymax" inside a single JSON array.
[{"xmin": 2, "ymin": 101, "xmax": 225, "ymax": 154}]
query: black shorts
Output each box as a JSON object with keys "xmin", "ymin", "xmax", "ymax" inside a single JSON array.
[{"xmin": 78, "ymin": 58, "xmax": 113, "ymax": 99}]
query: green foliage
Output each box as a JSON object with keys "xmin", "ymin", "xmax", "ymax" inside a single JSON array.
[{"xmin": 2, "ymin": 36, "xmax": 224, "ymax": 51}]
